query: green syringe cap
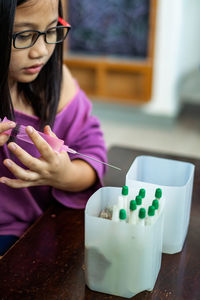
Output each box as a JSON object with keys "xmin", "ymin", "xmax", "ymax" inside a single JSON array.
[
  {"xmin": 122, "ymin": 185, "xmax": 128, "ymax": 196},
  {"xmin": 119, "ymin": 209, "xmax": 127, "ymax": 220},
  {"xmin": 155, "ymin": 188, "xmax": 162, "ymax": 199},
  {"xmin": 135, "ymin": 195, "xmax": 142, "ymax": 205},
  {"xmin": 139, "ymin": 188, "xmax": 146, "ymax": 198},
  {"xmin": 148, "ymin": 205, "xmax": 155, "ymax": 216},
  {"xmin": 152, "ymin": 199, "xmax": 159, "ymax": 210},
  {"xmin": 130, "ymin": 200, "xmax": 137, "ymax": 211},
  {"xmin": 139, "ymin": 207, "xmax": 146, "ymax": 219}
]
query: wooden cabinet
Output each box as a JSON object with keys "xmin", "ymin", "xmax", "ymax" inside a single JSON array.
[{"xmin": 61, "ymin": 0, "xmax": 157, "ymax": 104}]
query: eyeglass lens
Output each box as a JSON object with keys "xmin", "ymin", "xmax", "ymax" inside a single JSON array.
[{"xmin": 14, "ymin": 27, "xmax": 69, "ymax": 49}]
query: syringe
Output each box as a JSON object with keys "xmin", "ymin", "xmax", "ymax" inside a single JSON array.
[{"xmin": 1, "ymin": 117, "xmax": 121, "ymax": 171}]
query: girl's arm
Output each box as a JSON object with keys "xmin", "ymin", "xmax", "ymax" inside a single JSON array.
[
  {"xmin": 0, "ymin": 65, "xmax": 107, "ymax": 192},
  {"xmin": 0, "ymin": 126, "xmax": 97, "ymax": 191}
]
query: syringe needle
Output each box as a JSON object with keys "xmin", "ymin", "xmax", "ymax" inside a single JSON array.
[{"xmin": 75, "ymin": 151, "xmax": 121, "ymax": 171}]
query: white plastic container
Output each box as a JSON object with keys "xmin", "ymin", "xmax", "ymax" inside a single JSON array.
[
  {"xmin": 126, "ymin": 155, "xmax": 195, "ymax": 254},
  {"xmin": 85, "ymin": 187, "xmax": 164, "ymax": 298}
]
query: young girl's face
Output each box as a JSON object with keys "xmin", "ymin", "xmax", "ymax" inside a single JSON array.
[{"xmin": 9, "ymin": 0, "xmax": 59, "ymax": 87}]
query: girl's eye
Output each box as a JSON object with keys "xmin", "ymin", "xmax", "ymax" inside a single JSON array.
[
  {"xmin": 47, "ymin": 29, "xmax": 57, "ymax": 36},
  {"xmin": 17, "ymin": 33, "xmax": 33, "ymax": 41}
]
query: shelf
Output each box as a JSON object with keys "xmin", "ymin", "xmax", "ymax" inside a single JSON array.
[{"xmin": 64, "ymin": 56, "xmax": 152, "ymax": 103}]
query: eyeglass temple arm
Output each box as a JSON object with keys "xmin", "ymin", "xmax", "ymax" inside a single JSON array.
[{"xmin": 58, "ymin": 17, "xmax": 71, "ymax": 27}]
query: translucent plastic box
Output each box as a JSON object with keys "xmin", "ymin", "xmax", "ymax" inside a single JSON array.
[
  {"xmin": 126, "ymin": 155, "xmax": 195, "ymax": 254},
  {"xmin": 85, "ymin": 187, "xmax": 164, "ymax": 298}
]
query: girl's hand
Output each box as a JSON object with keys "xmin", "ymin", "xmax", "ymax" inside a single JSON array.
[
  {"xmin": 0, "ymin": 121, "xmax": 16, "ymax": 146},
  {"xmin": 0, "ymin": 125, "xmax": 75, "ymax": 189}
]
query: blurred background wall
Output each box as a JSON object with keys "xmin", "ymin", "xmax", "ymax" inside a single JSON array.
[
  {"xmin": 145, "ymin": 0, "xmax": 200, "ymax": 117},
  {"xmin": 62, "ymin": 0, "xmax": 200, "ymax": 158}
]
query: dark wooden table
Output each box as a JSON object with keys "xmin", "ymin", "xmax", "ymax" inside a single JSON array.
[{"xmin": 0, "ymin": 146, "xmax": 200, "ymax": 300}]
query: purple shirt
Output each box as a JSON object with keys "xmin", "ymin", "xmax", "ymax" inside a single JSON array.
[{"xmin": 0, "ymin": 85, "xmax": 107, "ymax": 237}]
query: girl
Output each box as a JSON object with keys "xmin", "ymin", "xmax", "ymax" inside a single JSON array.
[{"xmin": 0, "ymin": 0, "xmax": 107, "ymax": 255}]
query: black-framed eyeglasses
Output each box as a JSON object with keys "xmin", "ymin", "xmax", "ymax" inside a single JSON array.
[{"xmin": 12, "ymin": 17, "xmax": 71, "ymax": 49}]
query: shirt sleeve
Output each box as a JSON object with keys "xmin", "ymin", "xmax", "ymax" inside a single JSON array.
[{"xmin": 51, "ymin": 87, "xmax": 108, "ymax": 209}]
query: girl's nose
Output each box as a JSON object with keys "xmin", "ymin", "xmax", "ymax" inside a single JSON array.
[{"xmin": 28, "ymin": 35, "xmax": 51, "ymax": 58}]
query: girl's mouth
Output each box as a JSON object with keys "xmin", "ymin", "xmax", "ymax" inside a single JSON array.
[{"xmin": 24, "ymin": 64, "xmax": 43, "ymax": 74}]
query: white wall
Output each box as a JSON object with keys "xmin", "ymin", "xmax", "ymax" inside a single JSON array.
[
  {"xmin": 179, "ymin": 0, "xmax": 200, "ymax": 73},
  {"xmin": 142, "ymin": 0, "xmax": 200, "ymax": 117}
]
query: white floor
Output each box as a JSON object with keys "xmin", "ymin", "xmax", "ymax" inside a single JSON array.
[{"xmin": 93, "ymin": 102, "xmax": 200, "ymax": 159}]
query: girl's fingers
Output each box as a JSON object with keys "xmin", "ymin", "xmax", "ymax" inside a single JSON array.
[
  {"xmin": 0, "ymin": 177, "xmax": 38, "ymax": 189},
  {"xmin": 0, "ymin": 135, "xmax": 10, "ymax": 146},
  {"xmin": 26, "ymin": 126, "xmax": 55, "ymax": 161},
  {"xmin": 0, "ymin": 121, "xmax": 16, "ymax": 134},
  {"xmin": 3, "ymin": 159, "xmax": 39, "ymax": 182},
  {"xmin": 43, "ymin": 125, "xmax": 57, "ymax": 138},
  {"xmin": 0, "ymin": 122, "xmax": 16, "ymax": 145},
  {"xmin": 7, "ymin": 142, "xmax": 43, "ymax": 172}
]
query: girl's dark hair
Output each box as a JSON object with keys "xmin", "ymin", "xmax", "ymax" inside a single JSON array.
[{"xmin": 0, "ymin": 0, "xmax": 63, "ymax": 129}]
